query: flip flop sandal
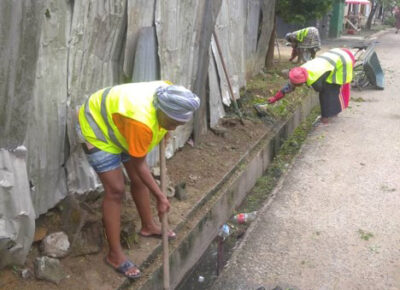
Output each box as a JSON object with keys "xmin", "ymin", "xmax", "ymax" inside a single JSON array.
[
  {"xmin": 139, "ymin": 231, "xmax": 176, "ymax": 240},
  {"xmin": 104, "ymin": 258, "xmax": 141, "ymax": 280}
]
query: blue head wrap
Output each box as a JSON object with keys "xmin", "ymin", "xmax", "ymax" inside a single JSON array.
[{"xmin": 154, "ymin": 85, "xmax": 200, "ymax": 122}]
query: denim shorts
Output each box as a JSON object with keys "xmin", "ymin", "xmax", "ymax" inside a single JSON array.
[
  {"xmin": 75, "ymin": 121, "xmax": 131, "ymax": 173},
  {"xmin": 85, "ymin": 149, "xmax": 131, "ymax": 173}
]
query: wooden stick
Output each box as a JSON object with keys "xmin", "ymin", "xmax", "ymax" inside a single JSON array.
[
  {"xmin": 213, "ymin": 32, "xmax": 245, "ymax": 125},
  {"xmin": 275, "ymin": 31, "xmax": 281, "ymax": 62},
  {"xmin": 159, "ymin": 139, "xmax": 170, "ymax": 290}
]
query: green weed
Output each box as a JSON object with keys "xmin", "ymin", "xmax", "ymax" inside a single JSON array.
[
  {"xmin": 358, "ymin": 229, "xmax": 374, "ymax": 241},
  {"xmin": 352, "ymin": 97, "xmax": 365, "ymax": 103}
]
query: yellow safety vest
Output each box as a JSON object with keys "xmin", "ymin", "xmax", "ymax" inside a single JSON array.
[
  {"xmin": 295, "ymin": 28, "xmax": 309, "ymax": 42},
  {"xmin": 78, "ymin": 81, "xmax": 169, "ymax": 154},
  {"xmin": 301, "ymin": 48, "xmax": 353, "ymax": 87}
]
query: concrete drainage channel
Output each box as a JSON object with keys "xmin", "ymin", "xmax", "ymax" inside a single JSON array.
[
  {"xmin": 124, "ymin": 93, "xmax": 319, "ymax": 290},
  {"xmin": 176, "ymin": 223, "xmax": 239, "ymax": 289}
]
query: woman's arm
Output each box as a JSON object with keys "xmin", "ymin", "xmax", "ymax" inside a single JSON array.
[
  {"xmin": 268, "ymin": 82, "xmax": 296, "ymax": 103},
  {"xmin": 130, "ymin": 156, "xmax": 170, "ymax": 215}
]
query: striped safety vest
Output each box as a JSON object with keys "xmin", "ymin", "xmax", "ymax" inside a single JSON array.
[
  {"xmin": 295, "ymin": 27, "xmax": 309, "ymax": 42},
  {"xmin": 301, "ymin": 48, "xmax": 353, "ymax": 87},
  {"xmin": 78, "ymin": 81, "xmax": 169, "ymax": 154}
]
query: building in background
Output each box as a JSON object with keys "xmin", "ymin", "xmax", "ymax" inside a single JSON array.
[{"xmin": 343, "ymin": 0, "xmax": 371, "ymax": 33}]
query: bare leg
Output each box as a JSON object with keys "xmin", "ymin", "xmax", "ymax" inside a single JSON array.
[
  {"xmin": 98, "ymin": 168, "xmax": 140, "ymax": 276},
  {"xmin": 311, "ymin": 49, "xmax": 317, "ymax": 59},
  {"xmin": 289, "ymin": 47, "xmax": 297, "ymax": 62},
  {"xmin": 297, "ymin": 48, "xmax": 304, "ymax": 63},
  {"xmin": 123, "ymin": 160, "xmax": 175, "ymax": 237}
]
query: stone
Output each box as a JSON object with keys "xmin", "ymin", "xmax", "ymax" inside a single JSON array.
[
  {"xmin": 175, "ymin": 182, "xmax": 187, "ymax": 201},
  {"xmin": 221, "ymin": 117, "xmax": 239, "ymax": 127},
  {"xmin": 210, "ymin": 126, "xmax": 228, "ymax": 137},
  {"xmin": 21, "ymin": 268, "xmax": 33, "ymax": 279},
  {"xmin": 167, "ymin": 185, "xmax": 175, "ymax": 198},
  {"xmin": 151, "ymin": 167, "xmax": 160, "ymax": 178},
  {"xmin": 68, "ymin": 220, "xmax": 104, "ymax": 257},
  {"xmin": 205, "ymin": 142, "xmax": 217, "ymax": 147},
  {"xmin": 34, "ymin": 256, "xmax": 65, "ymax": 285},
  {"xmin": 41, "ymin": 232, "xmax": 70, "ymax": 258},
  {"xmin": 280, "ymin": 68, "xmax": 290, "ymax": 77},
  {"xmin": 188, "ymin": 174, "xmax": 200, "ymax": 184},
  {"xmin": 254, "ymin": 104, "xmax": 269, "ymax": 117},
  {"xmin": 59, "ymin": 196, "xmax": 103, "ymax": 256}
]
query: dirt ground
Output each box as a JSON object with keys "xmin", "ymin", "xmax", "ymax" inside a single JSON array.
[{"xmin": 0, "ymin": 46, "xmax": 301, "ymax": 290}]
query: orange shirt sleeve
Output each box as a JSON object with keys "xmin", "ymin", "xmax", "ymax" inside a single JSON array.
[{"xmin": 112, "ymin": 113, "xmax": 153, "ymax": 157}]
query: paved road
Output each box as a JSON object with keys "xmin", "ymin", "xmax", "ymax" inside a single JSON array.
[{"xmin": 212, "ymin": 31, "xmax": 400, "ymax": 290}]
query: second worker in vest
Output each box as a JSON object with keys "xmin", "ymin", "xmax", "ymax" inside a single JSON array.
[
  {"xmin": 285, "ymin": 26, "xmax": 321, "ymax": 63},
  {"xmin": 255, "ymin": 48, "xmax": 355, "ymax": 124},
  {"xmin": 77, "ymin": 81, "xmax": 200, "ymax": 279}
]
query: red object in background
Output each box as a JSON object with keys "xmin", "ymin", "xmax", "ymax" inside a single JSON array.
[
  {"xmin": 345, "ymin": 0, "xmax": 370, "ymax": 5},
  {"xmin": 347, "ymin": 29, "xmax": 356, "ymax": 35}
]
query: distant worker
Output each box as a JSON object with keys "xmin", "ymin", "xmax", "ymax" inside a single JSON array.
[
  {"xmin": 76, "ymin": 81, "xmax": 200, "ymax": 279},
  {"xmin": 285, "ymin": 26, "xmax": 321, "ymax": 63},
  {"xmin": 394, "ymin": 6, "xmax": 400, "ymax": 34},
  {"xmin": 255, "ymin": 48, "xmax": 355, "ymax": 124}
]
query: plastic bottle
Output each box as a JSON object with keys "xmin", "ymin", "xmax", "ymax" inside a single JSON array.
[
  {"xmin": 231, "ymin": 211, "xmax": 257, "ymax": 224},
  {"xmin": 217, "ymin": 224, "xmax": 230, "ymax": 239}
]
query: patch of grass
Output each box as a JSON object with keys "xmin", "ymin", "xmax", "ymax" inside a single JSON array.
[
  {"xmin": 369, "ymin": 245, "xmax": 380, "ymax": 253},
  {"xmin": 358, "ymin": 229, "xmax": 374, "ymax": 241},
  {"xmin": 238, "ymin": 61, "xmax": 309, "ymax": 121},
  {"xmin": 381, "ymin": 184, "xmax": 396, "ymax": 192},
  {"xmin": 352, "ymin": 97, "xmax": 365, "ymax": 103},
  {"xmin": 237, "ymin": 107, "xmax": 320, "ymax": 214}
]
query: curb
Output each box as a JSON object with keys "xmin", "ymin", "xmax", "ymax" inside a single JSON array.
[{"xmin": 366, "ymin": 27, "xmax": 395, "ymax": 40}]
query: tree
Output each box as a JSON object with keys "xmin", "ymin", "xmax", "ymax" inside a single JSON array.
[
  {"xmin": 366, "ymin": 0, "xmax": 400, "ymax": 29},
  {"xmin": 276, "ymin": 0, "xmax": 335, "ymax": 25},
  {"xmin": 366, "ymin": 0, "xmax": 379, "ymax": 30}
]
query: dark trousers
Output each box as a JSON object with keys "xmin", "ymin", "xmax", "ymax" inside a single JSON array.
[{"xmin": 318, "ymin": 82, "xmax": 341, "ymax": 118}]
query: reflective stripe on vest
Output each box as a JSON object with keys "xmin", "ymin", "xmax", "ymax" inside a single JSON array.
[
  {"xmin": 79, "ymin": 81, "xmax": 169, "ymax": 154},
  {"xmin": 100, "ymin": 87, "xmax": 126, "ymax": 150},
  {"xmin": 301, "ymin": 48, "xmax": 353, "ymax": 86},
  {"xmin": 83, "ymin": 93, "xmax": 107, "ymax": 143},
  {"xmin": 296, "ymin": 28, "xmax": 309, "ymax": 42}
]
